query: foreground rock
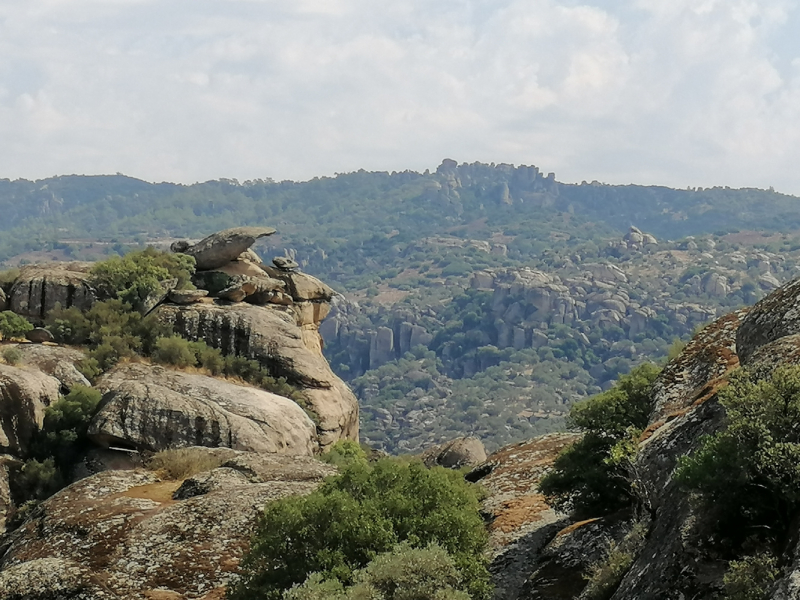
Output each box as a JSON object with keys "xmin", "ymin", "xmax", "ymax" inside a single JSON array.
[
  {"xmin": 468, "ymin": 433, "xmax": 580, "ymax": 600},
  {"xmin": 0, "ymin": 452, "xmax": 335, "ymax": 600},
  {"xmin": 8, "ymin": 262, "xmax": 96, "ymax": 320},
  {"xmin": 0, "ymin": 364, "xmax": 61, "ymax": 455},
  {"xmin": 157, "ymin": 302, "xmax": 359, "ymax": 448},
  {"xmin": 90, "ymin": 363, "xmax": 318, "ymax": 455}
]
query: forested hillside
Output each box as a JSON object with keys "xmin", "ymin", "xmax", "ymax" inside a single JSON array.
[{"xmin": 3, "ymin": 160, "xmax": 799, "ymax": 452}]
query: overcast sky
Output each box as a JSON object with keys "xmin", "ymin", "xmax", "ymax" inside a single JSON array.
[{"xmin": 1, "ymin": 0, "xmax": 799, "ymax": 193}]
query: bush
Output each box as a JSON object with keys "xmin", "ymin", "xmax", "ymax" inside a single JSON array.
[
  {"xmin": 723, "ymin": 554, "xmax": 779, "ymax": 600},
  {"xmin": 88, "ymin": 247, "xmax": 195, "ymax": 310},
  {"xmin": 2, "ymin": 347, "xmax": 22, "ymax": 365},
  {"xmin": 0, "ymin": 311, "xmax": 33, "ymax": 340},
  {"xmin": 0, "ymin": 268, "xmax": 20, "ymax": 290},
  {"xmin": 285, "ymin": 544, "xmax": 471, "ymax": 600},
  {"xmin": 229, "ymin": 458, "xmax": 491, "ymax": 600},
  {"xmin": 10, "ymin": 458, "xmax": 63, "ymax": 502},
  {"xmin": 320, "ymin": 439, "xmax": 369, "ymax": 468},
  {"xmin": 676, "ymin": 366, "xmax": 800, "ymax": 542},
  {"xmin": 147, "ymin": 447, "xmax": 228, "ymax": 480},
  {"xmin": 152, "ymin": 335, "xmax": 197, "ymax": 368},
  {"xmin": 31, "ymin": 385, "xmax": 103, "ymax": 474},
  {"xmin": 539, "ymin": 364, "xmax": 660, "ymax": 516}
]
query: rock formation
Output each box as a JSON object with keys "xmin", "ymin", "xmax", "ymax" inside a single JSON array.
[
  {"xmin": 89, "ymin": 363, "xmax": 318, "ymax": 455},
  {"xmin": 0, "ymin": 451, "xmax": 336, "ymax": 600},
  {"xmin": 0, "ymin": 364, "xmax": 61, "ymax": 455},
  {"xmin": 8, "ymin": 262, "xmax": 96, "ymax": 320},
  {"xmin": 420, "ymin": 436, "xmax": 487, "ymax": 469},
  {"xmin": 170, "ymin": 226, "xmax": 276, "ymax": 270}
]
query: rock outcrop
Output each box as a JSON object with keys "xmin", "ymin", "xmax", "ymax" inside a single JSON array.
[
  {"xmin": 1, "ymin": 344, "xmax": 90, "ymax": 390},
  {"xmin": 8, "ymin": 262, "xmax": 96, "ymax": 320},
  {"xmin": 171, "ymin": 226, "xmax": 276, "ymax": 270},
  {"xmin": 89, "ymin": 363, "xmax": 318, "ymax": 455},
  {"xmin": 737, "ymin": 277, "xmax": 800, "ymax": 364},
  {"xmin": 0, "ymin": 452, "xmax": 336, "ymax": 600},
  {"xmin": 157, "ymin": 302, "xmax": 358, "ymax": 448},
  {"xmin": 0, "ymin": 364, "xmax": 61, "ymax": 455},
  {"xmin": 467, "ymin": 433, "xmax": 580, "ymax": 600},
  {"xmin": 420, "ymin": 436, "xmax": 487, "ymax": 469}
]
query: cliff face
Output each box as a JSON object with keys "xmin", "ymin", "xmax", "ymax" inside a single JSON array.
[{"xmin": 476, "ymin": 275, "xmax": 800, "ymax": 600}]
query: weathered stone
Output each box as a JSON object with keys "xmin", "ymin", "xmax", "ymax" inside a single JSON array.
[
  {"xmin": 468, "ymin": 433, "xmax": 580, "ymax": 600},
  {"xmin": 369, "ymin": 327, "xmax": 394, "ymax": 369},
  {"xmin": 9, "ymin": 262, "xmax": 96, "ymax": 320},
  {"xmin": 25, "ymin": 327, "xmax": 54, "ymax": 344},
  {"xmin": 1, "ymin": 343, "xmax": 90, "ymax": 390},
  {"xmin": 420, "ymin": 436, "xmax": 487, "ymax": 469},
  {"xmin": 172, "ymin": 226, "xmax": 276, "ymax": 270},
  {"xmin": 0, "ymin": 364, "xmax": 61, "ymax": 455},
  {"xmin": 272, "ymin": 256, "xmax": 299, "ymax": 271},
  {"xmin": 0, "ymin": 288, "xmax": 7, "ymax": 311},
  {"xmin": 167, "ymin": 289, "xmax": 209, "ymax": 304},
  {"xmin": 261, "ymin": 266, "xmax": 335, "ymax": 301},
  {"xmin": 737, "ymin": 277, "xmax": 800, "ymax": 364},
  {"xmin": 0, "ymin": 454, "xmax": 20, "ymax": 535},
  {"xmin": 155, "ymin": 302, "xmax": 359, "ymax": 447},
  {"xmin": 649, "ymin": 309, "xmax": 747, "ymax": 423},
  {"xmin": 90, "ymin": 363, "xmax": 318, "ymax": 455},
  {"xmin": 0, "ymin": 461, "xmax": 327, "ymax": 599},
  {"xmin": 141, "ymin": 278, "xmax": 178, "ymax": 315}
]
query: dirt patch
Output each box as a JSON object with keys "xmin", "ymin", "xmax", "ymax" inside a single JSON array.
[
  {"xmin": 120, "ymin": 480, "xmax": 182, "ymax": 504},
  {"xmin": 491, "ymin": 494, "xmax": 552, "ymax": 533}
]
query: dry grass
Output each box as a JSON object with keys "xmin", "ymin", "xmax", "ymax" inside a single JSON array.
[{"xmin": 147, "ymin": 448, "xmax": 228, "ymax": 481}]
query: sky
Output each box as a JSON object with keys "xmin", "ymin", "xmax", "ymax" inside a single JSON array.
[{"xmin": 1, "ymin": 0, "xmax": 800, "ymax": 193}]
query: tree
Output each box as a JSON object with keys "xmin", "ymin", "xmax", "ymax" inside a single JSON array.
[
  {"xmin": 539, "ymin": 363, "xmax": 660, "ymax": 516},
  {"xmin": 229, "ymin": 458, "xmax": 491, "ymax": 600}
]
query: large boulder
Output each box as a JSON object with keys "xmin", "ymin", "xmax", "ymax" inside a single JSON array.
[
  {"xmin": 156, "ymin": 302, "xmax": 359, "ymax": 448},
  {"xmin": 173, "ymin": 226, "xmax": 276, "ymax": 271},
  {"xmin": 0, "ymin": 454, "xmax": 19, "ymax": 536},
  {"xmin": 1, "ymin": 344, "xmax": 90, "ymax": 390},
  {"xmin": 0, "ymin": 453, "xmax": 333, "ymax": 599},
  {"xmin": 420, "ymin": 436, "xmax": 487, "ymax": 469},
  {"xmin": 9, "ymin": 262, "xmax": 96, "ymax": 320},
  {"xmin": 89, "ymin": 363, "xmax": 318, "ymax": 455},
  {"xmin": 737, "ymin": 277, "xmax": 800, "ymax": 363},
  {"xmin": 0, "ymin": 364, "xmax": 61, "ymax": 455}
]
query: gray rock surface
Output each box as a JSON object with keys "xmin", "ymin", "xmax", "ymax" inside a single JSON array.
[
  {"xmin": 90, "ymin": 363, "xmax": 318, "ymax": 455},
  {"xmin": 1, "ymin": 343, "xmax": 90, "ymax": 390},
  {"xmin": 167, "ymin": 288, "xmax": 209, "ymax": 304},
  {"xmin": 737, "ymin": 277, "xmax": 800, "ymax": 364},
  {"xmin": 0, "ymin": 364, "xmax": 61, "ymax": 455},
  {"xmin": 173, "ymin": 226, "xmax": 276, "ymax": 270},
  {"xmin": 420, "ymin": 436, "xmax": 487, "ymax": 469},
  {"xmin": 0, "ymin": 455, "xmax": 331, "ymax": 600},
  {"xmin": 156, "ymin": 302, "xmax": 359, "ymax": 448},
  {"xmin": 9, "ymin": 262, "xmax": 96, "ymax": 320},
  {"xmin": 0, "ymin": 454, "xmax": 19, "ymax": 536},
  {"xmin": 0, "ymin": 288, "xmax": 6, "ymax": 311}
]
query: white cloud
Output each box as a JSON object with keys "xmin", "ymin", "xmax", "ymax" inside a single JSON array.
[{"xmin": 0, "ymin": 0, "xmax": 799, "ymax": 193}]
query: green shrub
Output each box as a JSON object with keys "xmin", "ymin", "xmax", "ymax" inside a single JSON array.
[
  {"xmin": 723, "ymin": 554, "xmax": 779, "ymax": 600},
  {"xmin": 0, "ymin": 311, "xmax": 33, "ymax": 340},
  {"xmin": 10, "ymin": 458, "xmax": 63, "ymax": 502},
  {"xmin": 229, "ymin": 458, "xmax": 491, "ymax": 600},
  {"xmin": 0, "ymin": 268, "xmax": 20, "ymax": 290},
  {"xmin": 88, "ymin": 247, "xmax": 195, "ymax": 310},
  {"xmin": 152, "ymin": 335, "xmax": 197, "ymax": 368},
  {"xmin": 539, "ymin": 363, "xmax": 660, "ymax": 516},
  {"xmin": 285, "ymin": 544, "xmax": 472, "ymax": 600},
  {"xmin": 2, "ymin": 347, "xmax": 22, "ymax": 365},
  {"xmin": 321, "ymin": 439, "xmax": 368, "ymax": 468},
  {"xmin": 676, "ymin": 366, "xmax": 800, "ymax": 541}
]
